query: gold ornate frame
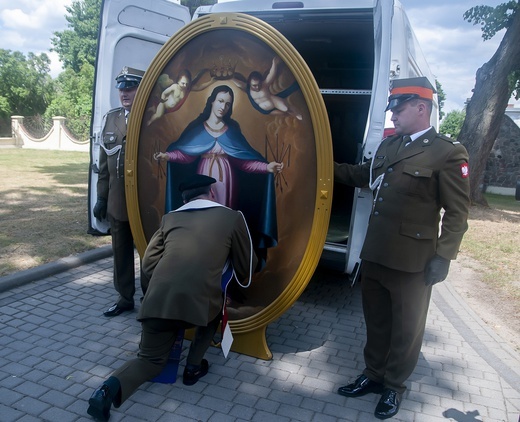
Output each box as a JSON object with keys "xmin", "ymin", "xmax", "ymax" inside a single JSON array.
[{"xmin": 126, "ymin": 13, "xmax": 332, "ymax": 359}]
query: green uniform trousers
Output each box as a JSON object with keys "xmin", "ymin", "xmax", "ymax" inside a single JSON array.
[
  {"xmin": 108, "ymin": 216, "xmax": 136, "ymax": 308},
  {"xmin": 111, "ymin": 314, "xmax": 220, "ymax": 406},
  {"xmin": 361, "ymin": 261, "xmax": 432, "ymax": 394}
]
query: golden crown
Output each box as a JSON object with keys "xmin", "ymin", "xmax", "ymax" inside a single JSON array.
[{"xmin": 210, "ymin": 56, "xmax": 237, "ymax": 80}]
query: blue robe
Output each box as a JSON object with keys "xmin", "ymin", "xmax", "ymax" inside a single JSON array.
[{"xmin": 164, "ymin": 121, "xmax": 278, "ymax": 266}]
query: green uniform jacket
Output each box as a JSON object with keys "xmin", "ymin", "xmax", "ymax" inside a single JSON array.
[
  {"xmin": 139, "ymin": 202, "xmax": 258, "ymax": 326},
  {"xmin": 334, "ymin": 128, "xmax": 470, "ymax": 273},
  {"xmin": 97, "ymin": 107, "xmax": 128, "ymax": 221}
]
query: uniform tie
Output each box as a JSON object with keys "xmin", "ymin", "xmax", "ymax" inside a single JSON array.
[{"xmin": 398, "ymin": 135, "xmax": 412, "ymax": 154}]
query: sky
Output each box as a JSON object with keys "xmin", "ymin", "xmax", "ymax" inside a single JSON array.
[
  {"xmin": 399, "ymin": 0, "xmax": 517, "ymax": 112},
  {"xmin": 0, "ymin": 0, "xmax": 73, "ymax": 76},
  {"xmin": 0, "ymin": 0, "xmax": 516, "ymax": 114}
]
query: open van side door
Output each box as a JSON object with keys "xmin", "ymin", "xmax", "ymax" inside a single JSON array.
[
  {"xmin": 88, "ymin": 0, "xmax": 191, "ymax": 235},
  {"xmin": 192, "ymin": 0, "xmax": 398, "ymax": 280},
  {"xmin": 344, "ymin": 0, "xmax": 394, "ymax": 281}
]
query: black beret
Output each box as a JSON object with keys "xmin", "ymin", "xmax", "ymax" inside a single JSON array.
[{"xmin": 178, "ymin": 174, "xmax": 216, "ymax": 192}]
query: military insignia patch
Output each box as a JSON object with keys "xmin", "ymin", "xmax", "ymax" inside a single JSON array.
[{"xmin": 460, "ymin": 163, "xmax": 469, "ymax": 178}]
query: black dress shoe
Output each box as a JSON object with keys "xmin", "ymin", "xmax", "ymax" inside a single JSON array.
[
  {"xmin": 103, "ymin": 304, "xmax": 134, "ymax": 317},
  {"xmin": 87, "ymin": 385, "xmax": 112, "ymax": 422},
  {"xmin": 183, "ymin": 359, "xmax": 209, "ymax": 385},
  {"xmin": 375, "ymin": 388, "xmax": 402, "ymax": 419},
  {"xmin": 338, "ymin": 374, "xmax": 384, "ymax": 397}
]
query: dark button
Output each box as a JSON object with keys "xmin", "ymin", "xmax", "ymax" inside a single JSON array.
[
  {"xmin": 374, "ymin": 211, "xmax": 379, "ymax": 216},
  {"xmin": 378, "ymin": 197, "xmax": 383, "ymax": 202},
  {"xmin": 383, "ymin": 182, "xmax": 389, "ymax": 187},
  {"xmin": 388, "ymin": 167, "xmax": 393, "ymax": 172}
]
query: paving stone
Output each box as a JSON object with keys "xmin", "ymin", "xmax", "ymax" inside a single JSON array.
[{"xmin": 0, "ymin": 255, "xmax": 518, "ymax": 421}]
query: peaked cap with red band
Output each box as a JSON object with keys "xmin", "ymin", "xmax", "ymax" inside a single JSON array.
[{"xmin": 385, "ymin": 76, "xmax": 436, "ymax": 111}]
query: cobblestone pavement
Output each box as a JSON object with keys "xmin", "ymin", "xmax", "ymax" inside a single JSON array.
[{"xmin": 0, "ymin": 251, "xmax": 519, "ymax": 421}]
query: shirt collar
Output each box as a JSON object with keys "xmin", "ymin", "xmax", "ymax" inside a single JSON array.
[
  {"xmin": 409, "ymin": 126, "xmax": 432, "ymax": 142},
  {"xmin": 171, "ymin": 199, "xmax": 228, "ymax": 213}
]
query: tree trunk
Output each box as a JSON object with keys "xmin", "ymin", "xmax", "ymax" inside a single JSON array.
[{"xmin": 458, "ymin": 5, "xmax": 520, "ymax": 205}]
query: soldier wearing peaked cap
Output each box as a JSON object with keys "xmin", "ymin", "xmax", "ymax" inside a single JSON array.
[
  {"xmin": 334, "ymin": 76, "xmax": 470, "ymax": 419},
  {"xmin": 93, "ymin": 66, "xmax": 145, "ymax": 318}
]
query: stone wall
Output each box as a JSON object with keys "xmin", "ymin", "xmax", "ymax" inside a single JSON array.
[
  {"xmin": 484, "ymin": 114, "xmax": 520, "ymax": 195},
  {"xmin": 0, "ymin": 116, "xmax": 89, "ymax": 152}
]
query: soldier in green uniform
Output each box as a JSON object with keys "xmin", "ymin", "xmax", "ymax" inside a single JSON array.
[
  {"xmin": 87, "ymin": 174, "xmax": 258, "ymax": 422},
  {"xmin": 335, "ymin": 77, "xmax": 470, "ymax": 419},
  {"xmin": 93, "ymin": 66, "xmax": 145, "ymax": 317}
]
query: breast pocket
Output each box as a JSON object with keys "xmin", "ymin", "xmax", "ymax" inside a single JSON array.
[
  {"xmin": 103, "ymin": 132, "xmax": 118, "ymax": 148},
  {"xmin": 400, "ymin": 164, "xmax": 433, "ymax": 196}
]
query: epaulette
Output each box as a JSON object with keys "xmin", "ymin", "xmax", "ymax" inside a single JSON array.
[
  {"xmin": 438, "ymin": 133, "xmax": 461, "ymax": 145},
  {"xmin": 104, "ymin": 106, "xmax": 125, "ymax": 117}
]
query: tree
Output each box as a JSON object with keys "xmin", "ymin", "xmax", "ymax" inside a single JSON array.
[
  {"xmin": 0, "ymin": 49, "xmax": 55, "ymax": 118},
  {"xmin": 45, "ymin": 63, "xmax": 95, "ymax": 141},
  {"xmin": 48, "ymin": 0, "xmax": 101, "ymax": 139},
  {"xmin": 51, "ymin": 0, "xmax": 102, "ymax": 72},
  {"xmin": 439, "ymin": 110, "xmax": 466, "ymax": 138},
  {"xmin": 459, "ymin": 1, "xmax": 520, "ymax": 205},
  {"xmin": 436, "ymin": 80, "xmax": 446, "ymax": 121}
]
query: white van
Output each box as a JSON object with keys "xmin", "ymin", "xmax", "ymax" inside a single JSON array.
[{"xmin": 88, "ymin": 0, "xmax": 438, "ymax": 280}]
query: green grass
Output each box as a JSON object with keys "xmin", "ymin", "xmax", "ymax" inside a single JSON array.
[
  {"xmin": 462, "ymin": 194, "xmax": 519, "ymax": 296},
  {"xmin": 485, "ymin": 192, "xmax": 520, "ymax": 212},
  {"xmin": 0, "ymin": 148, "xmax": 111, "ymax": 277}
]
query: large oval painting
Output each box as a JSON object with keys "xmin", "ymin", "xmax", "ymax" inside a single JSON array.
[{"xmin": 126, "ymin": 13, "xmax": 332, "ymax": 359}]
